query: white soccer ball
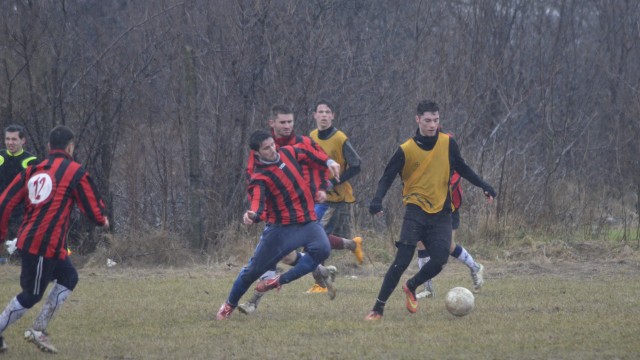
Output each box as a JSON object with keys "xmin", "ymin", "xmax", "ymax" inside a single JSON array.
[{"xmin": 445, "ymin": 287, "xmax": 475, "ymax": 316}]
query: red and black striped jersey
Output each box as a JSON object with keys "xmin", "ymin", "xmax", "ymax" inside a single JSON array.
[
  {"xmin": 246, "ymin": 130, "xmax": 328, "ymax": 196},
  {"xmin": 0, "ymin": 150, "xmax": 108, "ymax": 259},
  {"xmin": 248, "ymin": 143, "xmax": 329, "ymax": 225}
]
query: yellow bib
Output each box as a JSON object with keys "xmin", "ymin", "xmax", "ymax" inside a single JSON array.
[
  {"xmin": 310, "ymin": 129, "xmax": 355, "ymax": 203},
  {"xmin": 400, "ymin": 133, "xmax": 450, "ymax": 213}
]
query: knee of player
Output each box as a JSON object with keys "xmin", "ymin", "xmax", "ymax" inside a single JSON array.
[
  {"xmin": 17, "ymin": 292, "xmax": 44, "ymax": 309},
  {"xmin": 308, "ymin": 243, "xmax": 331, "ymax": 263},
  {"xmin": 58, "ymin": 270, "xmax": 79, "ymax": 291}
]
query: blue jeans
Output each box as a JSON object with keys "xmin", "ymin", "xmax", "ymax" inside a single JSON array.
[{"xmin": 226, "ymin": 222, "xmax": 330, "ymax": 307}]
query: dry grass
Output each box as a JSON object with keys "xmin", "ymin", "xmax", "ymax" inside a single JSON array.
[{"xmin": 1, "ymin": 243, "xmax": 639, "ymax": 360}]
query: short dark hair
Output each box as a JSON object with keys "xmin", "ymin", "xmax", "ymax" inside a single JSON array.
[
  {"xmin": 5, "ymin": 124, "xmax": 25, "ymax": 139},
  {"xmin": 417, "ymin": 100, "xmax": 439, "ymax": 115},
  {"xmin": 314, "ymin": 99, "xmax": 335, "ymax": 113},
  {"xmin": 270, "ymin": 105, "xmax": 293, "ymax": 120},
  {"xmin": 249, "ymin": 130, "xmax": 273, "ymax": 151},
  {"xmin": 49, "ymin": 125, "xmax": 74, "ymax": 150}
]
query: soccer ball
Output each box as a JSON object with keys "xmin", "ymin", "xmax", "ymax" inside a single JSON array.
[{"xmin": 445, "ymin": 287, "xmax": 475, "ymax": 316}]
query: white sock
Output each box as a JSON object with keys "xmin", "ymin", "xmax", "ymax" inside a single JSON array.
[
  {"xmin": 0, "ymin": 297, "xmax": 28, "ymax": 335},
  {"xmin": 417, "ymin": 257, "xmax": 431, "ymax": 289},
  {"xmin": 417, "ymin": 256, "xmax": 430, "ymax": 269},
  {"xmin": 32, "ymin": 283, "xmax": 72, "ymax": 332},
  {"xmin": 455, "ymin": 246, "xmax": 478, "ymax": 272}
]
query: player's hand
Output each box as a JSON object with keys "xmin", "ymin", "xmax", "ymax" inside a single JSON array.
[
  {"xmin": 327, "ymin": 161, "xmax": 340, "ymax": 183},
  {"xmin": 315, "ymin": 190, "xmax": 327, "ymax": 203},
  {"xmin": 483, "ymin": 185, "xmax": 497, "ymax": 199},
  {"xmin": 102, "ymin": 217, "xmax": 110, "ymax": 230},
  {"xmin": 243, "ymin": 211, "xmax": 257, "ymax": 225},
  {"xmin": 485, "ymin": 195, "xmax": 494, "ymax": 205},
  {"xmin": 369, "ymin": 199, "xmax": 383, "ymax": 215}
]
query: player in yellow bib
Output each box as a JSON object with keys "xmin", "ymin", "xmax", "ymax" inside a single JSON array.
[
  {"xmin": 304, "ymin": 99, "xmax": 364, "ymax": 294},
  {"xmin": 365, "ymin": 100, "xmax": 496, "ymax": 320}
]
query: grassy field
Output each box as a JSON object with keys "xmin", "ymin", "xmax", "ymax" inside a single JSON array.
[{"xmin": 0, "ymin": 246, "xmax": 639, "ymax": 359}]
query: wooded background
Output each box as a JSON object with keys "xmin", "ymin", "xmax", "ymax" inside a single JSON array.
[{"xmin": 1, "ymin": 0, "xmax": 638, "ymax": 255}]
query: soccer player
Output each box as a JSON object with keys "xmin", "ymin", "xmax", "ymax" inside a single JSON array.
[
  {"xmin": 306, "ymin": 99, "xmax": 364, "ymax": 294},
  {"xmin": 216, "ymin": 130, "xmax": 334, "ymax": 320},
  {"xmin": 0, "ymin": 125, "xmax": 109, "ymax": 353},
  {"xmin": 365, "ymin": 100, "xmax": 495, "ymax": 320},
  {"xmin": 0, "ymin": 125, "xmax": 37, "ymax": 265}
]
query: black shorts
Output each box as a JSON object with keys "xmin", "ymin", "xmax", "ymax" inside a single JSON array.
[
  {"xmin": 20, "ymin": 251, "xmax": 78, "ymax": 297},
  {"xmin": 452, "ymin": 211, "xmax": 460, "ymax": 230},
  {"xmin": 398, "ymin": 204, "xmax": 452, "ymax": 254}
]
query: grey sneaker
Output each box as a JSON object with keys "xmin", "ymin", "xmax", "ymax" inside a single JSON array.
[
  {"xmin": 471, "ymin": 263, "xmax": 485, "ymax": 293},
  {"xmin": 326, "ymin": 265, "xmax": 338, "ymax": 283},
  {"xmin": 0, "ymin": 336, "xmax": 7, "ymax": 353},
  {"xmin": 24, "ymin": 329, "xmax": 58, "ymax": 353},
  {"xmin": 416, "ymin": 279, "xmax": 435, "ymax": 299},
  {"xmin": 324, "ymin": 266, "xmax": 337, "ymax": 300},
  {"xmin": 238, "ymin": 301, "xmax": 257, "ymax": 314}
]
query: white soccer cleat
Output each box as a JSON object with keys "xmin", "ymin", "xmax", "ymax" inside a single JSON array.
[
  {"xmin": 416, "ymin": 279, "xmax": 435, "ymax": 299},
  {"xmin": 24, "ymin": 329, "xmax": 58, "ymax": 354},
  {"xmin": 237, "ymin": 302, "xmax": 257, "ymax": 314},
  {"xmin": 471, "ymin": 263, "xmax": 485, "ymax": 293}
]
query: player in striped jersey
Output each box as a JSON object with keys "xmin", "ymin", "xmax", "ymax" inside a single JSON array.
[
  {"xmin": 216, "ymin": 130, "xmax": 335, "ymax": 320},
  {"xmin": 0, "ymin": 125, "xmax": 109, "ymax": 353}
]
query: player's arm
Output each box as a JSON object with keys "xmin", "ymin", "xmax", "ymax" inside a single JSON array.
[
  {"xmin": 244, "ymin": 179, "xmax": 266, "ymax": 225},
  {"xmin": 331, "ymin": 140, "xmax": 361, "ymax": 187},
  {"xmin": 369, "ymin": 147, "xmax": 404, "ymax": 214},
  {"xmin": 73, "ymin": 171, "xmax": 109, "ymax": 228},
  {"xmin": 0, "ymin": 172, "xmax": 28, "ymax": 242},
  {"xmin": 449, "ymin": 139, "xmax": 496, "ymax": 201},
  {"xmin": 291, "ymin": 143, "xmax": 339, "ymax": 185}
]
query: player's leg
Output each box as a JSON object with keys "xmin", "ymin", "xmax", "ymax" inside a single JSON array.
[
  {"xmin": 319, "ymin": 203, "xmax": 364, "ymax": 264},
  {"xmin": 15, "ymin": 253, "xmax": 60, "ymax": 353},
  {"xmin": 405, "ymin": 212, "xmax": 452, "ymax": 309},
  {"xmin": 219, "ymin": 226, "xmax": 289, "ymax": 319},
  {"xmin": 30, "ymin": 256, "xmax": 78, "ymax": 334},
  {"xmin": 366, "ymin": 205, "xmax": 424, "ymax": 319},
  {"xmin": 449, "ymin": 212, "xmax": 484, "ymax": 292},
  {"xmin": 415, "ymin": 242, "xmax": 435, "ymax": 299},
  {"xmin": 276, "ymin": 222, "xmax": 331, "ymax": 286}
]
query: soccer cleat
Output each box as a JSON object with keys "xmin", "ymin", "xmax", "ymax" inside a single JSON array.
[
  {"xmin": 305, "ymin": 283, "xmax": 328, "ymax": 294},
  {"xmin": 364, "ymin": 310, "xmax": 382, "ymax": 321},
  {"xmin": 352, "ymin": 237, "xmax": 364, "ymax": 265},
  {"xmin": 402, "ymin": 282, "xmax": 418, "ymax": 314},
  {"xmin": 324, "ymin": 266, "xmax": 337, "ymax": 300},
  {"xmin": 237, "ymin": 301, "xmax": 256, "ymax": 315},
  {"xmin": 471, "ymin": 263, "xmax": 485, "ymax": 293},
  {"xmin": 326, "ymin": 265, "xmax": 338, "ymax": 283},
  {"xmin": 255, "ymin": 275, "xmax": 281, "ymax": 293},
  {"xmin": 24, "ymin": 329, "xmax": 58, "ymax": 354},
  {"xmin": 216, "ymin": 302, "xmax": 234, "ymax": 320},
  {"xmin": 416, "ymin": 279, "xmax": 435, "ymax": 299},
  {"xmin": 0, "ymin": 336, "xmax": 7, "ymax": 353}
]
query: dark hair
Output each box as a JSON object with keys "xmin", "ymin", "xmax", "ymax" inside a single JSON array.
[
  {"xmin": 49, "ymin": 125, "xmax": 75, "ymax": 150},
  {"xmin": 270, "ymin": 104, "xmax": 293, "ymax": 120},
  {"xmin": 249, "ymin": 130, "xmax": 273, "ymax": 151},
  {"xmin": 5, "ymin": 124, "xmax": 26, "ymax": 139},
  {"xmin": 314, "ymin": 99, "xmax": 335, "ymax": 113},
  {"xmin": 417, "ymin": 100, "xmax": 439, "ymax": 115}
]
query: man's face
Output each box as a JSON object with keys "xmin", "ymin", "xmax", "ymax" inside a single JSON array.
[
  {"xmin": 269, "ymin": 113, "xmax": 294, "ymax": 138},
  {"xmin": 416, "ymin": 111, "xmax": 440, "ymax": 137},
  {"xmin": 5, "ymin": 131, "xmax": 25, "ymax": 154},
  {"xmin": 257, "ymin": 137, "xmax": 278, "ymax": 162},
  {"xmin": 313, "ymin": 104, "xmax": 334, "ymax": 130}
]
